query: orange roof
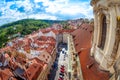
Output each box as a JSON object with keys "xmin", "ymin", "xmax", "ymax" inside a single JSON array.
[
  {"xmin": 71, "ymin": 23, "xmax": 93, "ymax": 52},
  {"xmin": 33, "ymin": 57, "xmax": 47, "ymax": 65},
  {"xmin": 59, "ymin": 29, "xmax": 75, "ymax": 33},
  {"xmin": 0, "ymin": 68, "xmax": 16, "ymax": 80},
  {"xmin": 51, "ymin": 29, "xmax": 59, "ymax": 34},
  {"xmin": 0, "ymin": 27, "xmax": 56, "ymax": 80},
  {"xmin": 0, "ymin": 46, "xmax": 11, "ymax": 53},
  {"xmin": 25, "ymin": 63, "xmax": 43, "ymax": 80},
  {"xmin": 25, "ymin": 63, "xmax": 40, "ymax": 79},
  {"xmin": 79, "ymin": 49, "xmax": 109, "ymax": 80},
  {"xmin": 46, "ymin": 45, "xmax": 54, "ymax": 53},
  {"xmin": 4, "ymin": 54, "xmax": 9, "ymax": 58},
  {"xmin": 71, "ymin": 23, "xmax": 110, "ymax": 80},
  {"xmin": 40, "ymin": 29, "xmax": 51, "ymax": 33}
]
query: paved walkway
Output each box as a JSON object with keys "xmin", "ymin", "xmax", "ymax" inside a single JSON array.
[
  {"xmin": 54, "ymin": 48, "xmax": 69, "ymax": 80},
  {"xmin": 48, "ymin": 43, "xmax": 68, "ymax": 80}
]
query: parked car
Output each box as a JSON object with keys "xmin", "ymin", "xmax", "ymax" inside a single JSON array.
[
  {"xmin": 59, "ymin": 75, "xmax": 64, "ymax": 80},
  {"xmin": 60, "ymin": 69, "xmax": 65, "ymax": 73},
  {"xmin": 59, "ymin": 73, "xmax": 64, "ymax": 76},
  {"xmin": 59, "ymin": 75, "xmax": 64, "ymax": 78},
  {"xmin": 61, "ymin": 65, "xmax": 65, "ymax": 67},
  {"xmin": 62, "ymin": 51, "xmax": 64, "ymax": 54},
  {"xmin": 58, "ymin": 77, "xmax": 63, "ymax": 80},
  {"xmin": 60, "ymin": 67, "xmax": 65, "ymax": 70}
]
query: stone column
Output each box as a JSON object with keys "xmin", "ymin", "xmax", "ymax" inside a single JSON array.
[
  {"xmin": 103, "ymin": 3, "xmax": 117, "ymax": 70},
  {"xmin": 114, "ymin": 56, "xmax": 120, "ymax": 80},
  {"xmin": 91, "ymin": 10, "xmax": 98, "ymax": 56}
]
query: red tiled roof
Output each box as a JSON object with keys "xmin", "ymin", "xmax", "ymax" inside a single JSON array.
[
  {"xmin": 72, "ymin": 23, "xmax": 110, "ymax": 80},
  {"xmin": 0, "ymin": 68, "xmax": 16, "ymax": 80},
  {"xmin": 0, "ymin": 46, "xmax": 11, "ymax": 53},
  {"xmin": 25, "ymin": 63, "xmax": 43, "ymax": 80},
  {"xmin": 23, "ymin": 45, "xmax": 30, "ymax": 51},
  {"xmin": 46, "ymin": 45, "xmax": 54, "ymax": 53},
  {"xmin": 0, "ymin": 27, "xmax": 56, "ymax": 80},
  {"xmin": 25, "ymin": 58, "xmax": 47, "ymax": 79},
  {"xmin": 79, "ymin": 49, "xmax": 109, "ymax": 80},
  {"xmin": 33, "ymin": 57, "xmax": 47, "ymax": 65},
  {"xmin": 40, "ymin": 29, "xmax": 51, "ymax": 33},
  {"xmin": 51, "ymin": 30, "xmax": 59, "ymax": 34},
  {"xmin": 59, "ymin": 29, "xmax": 75, "ymax": 33}
]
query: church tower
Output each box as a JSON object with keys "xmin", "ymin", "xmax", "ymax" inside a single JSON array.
[{"xmin": 90, "ymin": 0, "xmax": 120, "ymax": 80}]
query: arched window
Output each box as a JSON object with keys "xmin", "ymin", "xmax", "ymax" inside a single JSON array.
[{"xmin": 98, "ymin": 14, "xmax": 107, "ymax": 50}]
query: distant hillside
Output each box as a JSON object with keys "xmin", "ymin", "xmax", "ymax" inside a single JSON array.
[
  {"xmin": 42, "ymin": 19, "xmax": 64, "ymax": 25},
  {"xmin": 0, "ymin": 19, "xmax": 62, "ymax": 48},
  {"xmin": 0, "ymin": 19, "xmax": 63, "ymax": 28}
]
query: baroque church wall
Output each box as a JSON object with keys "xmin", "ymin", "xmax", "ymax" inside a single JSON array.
[{"xmin": 91, "ymin": 0, "xmax": 120, "ymax": 79}]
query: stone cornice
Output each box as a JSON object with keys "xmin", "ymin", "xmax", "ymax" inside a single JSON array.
[
  {"xmin": 108, "ymin": 2, "xmax": 116, "ymax": 7},
  {"xmin": 93, "ymin": 5, "xmax": 108, "ymax": 14},
  {"xmin": 90, "ymin": 0, "xmax": 100, "ymax": 6},
  {"xmin": 108, "ymin": 0, "xmax": 120, "ymax": 7}
]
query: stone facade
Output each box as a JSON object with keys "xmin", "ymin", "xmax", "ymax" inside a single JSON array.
[
  {"xmin": 67, "ymin": 34, "xmax": 83, "ymax": 80},
  {"xmin": 91, "ymin": 0, "xmax": 120, "ymax": 80},
  {"xmin": 63, "ymin": 33, "xmax": 69, "ymax": 43}
]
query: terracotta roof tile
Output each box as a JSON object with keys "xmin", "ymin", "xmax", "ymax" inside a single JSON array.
[
  {"xmin": 79, "ymin": 49, "xmax": 109, "ymax": 80},
  {"xmin": 0, "ymin": 27, "xmax": 56, "ymax": 80},
  {"xmin": 25, "ymin": 62, "xmax": 44, "ymax": 80},
  {"xmin": 0, "ymin": 69, "xmax": 14, "ymax": 80},
  {"xmin": 72, "ymin": 23, "xmax": 110, "ymax": 80}
]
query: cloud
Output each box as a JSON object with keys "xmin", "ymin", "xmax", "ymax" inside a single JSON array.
[
  {"xmin": 0, "ymin": 11, "xmax": 3, "ymax": 16},
  {"xmin": 5, "ymin": 0, "xmax": 14, "ymax": 2},
  {"xmin": 15, "ymin": 0, "xmax": 33, "ymax": 12},
  {"xmin": 34, "ymin": 0, "xmax": 93, "ymax": 18},
  {"xmin": 28, "ymin": 14, "xmax": 57, "ymax": 20},
  {"xmin": 46, "ymin": 1, "xmax": 93, "ymax": 18},
  {"xmin": 17, "ymin": 6, "xmax": 25, "ymax": 12},
  {"xmin": 0, "ymin": 0, "xmax": 93, "ymax": 25},
  {"xmin": 5, "ymin": 0, "xmax": 25, "ymax": 2},
  {"xmin": 10, "ymin": 4, "xmax": 18, "ymax": 10}
]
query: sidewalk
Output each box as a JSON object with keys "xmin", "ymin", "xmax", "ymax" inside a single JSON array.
[{"xmin": 54, "ymin": 49, "xmax": 69, "ymax": 80}]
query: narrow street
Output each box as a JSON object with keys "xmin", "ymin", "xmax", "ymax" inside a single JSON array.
[
  {"xmin": 48, "ymin": 43, "xmax": 68, "ymax": 80},
  {"xmin": 54, "ymin": 43, "xmax": 68, "ymax": 80}
]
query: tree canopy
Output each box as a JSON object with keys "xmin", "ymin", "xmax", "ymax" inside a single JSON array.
[{"xmin": 0, "ymin": 19, "xmax": 59, "ymax": 48}]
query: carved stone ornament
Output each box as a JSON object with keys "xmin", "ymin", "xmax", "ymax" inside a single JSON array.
[
  {"xmin": 90, "ymin": 0, "xmax": 100, "ymax": 6},
  {"xmin": 110, "ymin": 17, "xmax": 120, "ymax": 66}
]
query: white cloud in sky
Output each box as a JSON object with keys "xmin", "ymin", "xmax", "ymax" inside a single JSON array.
[
  {"xmin": 28, "ymin": 14, "xmax": 57, "ymax": 20},
  {"xmin": 16, "ymin": 0, "xmax": 33, "ymax": 12},
  {"xmin": 0, "ymin": 3, "xmax": 24, "ymax": 19},
  {"xmin": 34, "ymin": 0, "xmax": 93, "ymax": 18},
  {"xmin": 0, "ymin": 0, "xmax": 93, "ymax": 25}
]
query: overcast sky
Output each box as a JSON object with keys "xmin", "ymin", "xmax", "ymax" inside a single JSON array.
[{"xmin": 0, "ymin": 0, "xmax": 93, "ymax": 25}]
